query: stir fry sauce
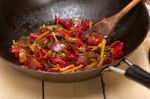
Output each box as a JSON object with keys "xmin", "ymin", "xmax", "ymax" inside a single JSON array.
[{"xmin": 9, "ymin": 16, "xmax": 124, "ymax": 73}]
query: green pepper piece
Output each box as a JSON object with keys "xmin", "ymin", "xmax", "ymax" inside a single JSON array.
[{"xmin": 67, "ymin": 38, "xmax": 79, "ymax": 43}]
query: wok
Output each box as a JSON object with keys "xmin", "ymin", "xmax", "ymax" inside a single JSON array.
[{"xmin": 0, "ymin": 0, "xmax": 150, "ymax": 88}]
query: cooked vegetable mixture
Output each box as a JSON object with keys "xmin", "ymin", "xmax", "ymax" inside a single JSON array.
[{"xmin": 9, "ymin": 16, "xmax": 124, "ymax": 73}]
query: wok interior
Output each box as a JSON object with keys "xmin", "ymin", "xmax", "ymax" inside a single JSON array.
[{"xmin": 0, "ymin": 0, "xmax": 148, "ymax": 69}]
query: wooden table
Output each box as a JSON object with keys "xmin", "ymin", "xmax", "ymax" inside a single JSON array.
[{"xmin": 0, "ymin": 44, "xmax": 150, "ymax": 99}]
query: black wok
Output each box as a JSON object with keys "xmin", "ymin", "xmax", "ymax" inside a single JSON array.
[{"xmin": 0, "ymin": 0, "xmax": 150, "ymax": 88}]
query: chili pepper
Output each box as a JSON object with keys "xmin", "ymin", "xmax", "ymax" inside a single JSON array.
[
  {"xmin": 55, "ymin": 16, "xmax": 60, "ymax": 24},
  {"xmin": 94, "ymin": 34, "xmax": 102, "ymax": 44},
  {"xmin": 87, "ymin": 34, "xmax": 102, "ymax": 46},
  {"xmin": 75, "ymin": 30, "xmax": 82, "ymax": 38},
  {"xmin": 67, "ymin": 54, "xmax": 77, "ymax": 61},
  {"xmin": 111, "ymin": 41, "xmax": 124, "ymax": 51},
  {"xmin": 82, "ymin": 20, "xmax": 90, "ymax": 31},
  {"xmin": 77, "ymin": 62, "xmax": 86, "ymax": 66},
  {"xmin": 30, "ymin": 33, "xmax": 39, "ymax": 39},
  {"xmin": 86, "ymin": 47, "xmax": 92, "ymax": 52},
  {"xmin": 69, "ymin": 43, "xmax": 79, "ymax": 56},
  {"xmin": 111, "ymin": 50, "xmax": 123, "ymax": 58},
  {"xmin": 111, "ymin": 41, "xmax": 124, "ymax": 58},
  {"xmin": 57, "ymin": 29, "xmax": 71, "ymax": 38},
  {"xmin": 47, "ymin": 34, "xmax": 54, "ymax": 39},
  {"xmin": 10, "ymin": 48, "xmax": 20, "ymax": 57},
  {"xmin": 60, "ymin": 19, "xmax": 72, "ymax": 29},
  {"xmin": 52, "ymin": 57, "xmax": 67, "ymax": 67},
  {"xmin": 40, "ymin": 48, "xmax": 48, "ymax": 55},
  {"xmin": 75, "ymin": 41, "xmax": 83, "ymax": 47}
]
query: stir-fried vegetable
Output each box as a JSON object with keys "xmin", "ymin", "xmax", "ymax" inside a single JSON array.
[{"xmin": 9, "ymin": 16, "xmax": 124, "ymax": 73}]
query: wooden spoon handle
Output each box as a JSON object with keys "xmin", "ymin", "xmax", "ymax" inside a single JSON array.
[{"xmin": 116, "ymin": 0, "xmax": 141, "ymax": 19}]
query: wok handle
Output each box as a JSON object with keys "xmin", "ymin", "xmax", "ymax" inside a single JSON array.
[
  {"xmin": 125, "ymin": 64, "xmax": 150, "ymax": 88},
  {"xmin": 108, "ymin": 59, "xmax": 150, "ymax": 89}
]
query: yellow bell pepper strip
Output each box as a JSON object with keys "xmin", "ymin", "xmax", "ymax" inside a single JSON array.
[
  {"xmin": 88, "ymin": 59, "xmax": 98, "ymax": 68},
  {"xmin": 99, "ymin": 39, "xmax": 106, "ymax": 65},
  {"xmin": 35, "ymin": 31, "xmax": 49, "ymax": 41},
  {"xmin": 52, "ymin": 32, "xmax": 58, "ymax": 42},
  {"xmin": 32, "ymin": 58, "xmax": 43, "ymax": 68},
  {"xmin": 59, "ymin": 64, "xmax": 75, "ymax": 72},
  {"xmin": 44, "ymin": 50, "xmax": 53, "ymax": 58},
  {"xmin": 63, "ymin": 64, "xmax": 84, "ymax": 73},
  {"xmin": 12, "ymin": 40, "xmax": 17, "ymax": 47},
  {"xmin": 89, "ymin": 21, "xmax": 93, "ymax": 29},
  {"xmin": 29, "ymin": 42, "xmax": 37, "ymax": 52}
]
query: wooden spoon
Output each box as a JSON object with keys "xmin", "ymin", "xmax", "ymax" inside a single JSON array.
[{"xmin": 91, "ymin": 0, "xmax": 141, "ymax": 37}]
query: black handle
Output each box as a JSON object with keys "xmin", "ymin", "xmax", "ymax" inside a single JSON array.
[{"xmin": 125, "ymin": 64, "xmax": 150, "ymax": 88}]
